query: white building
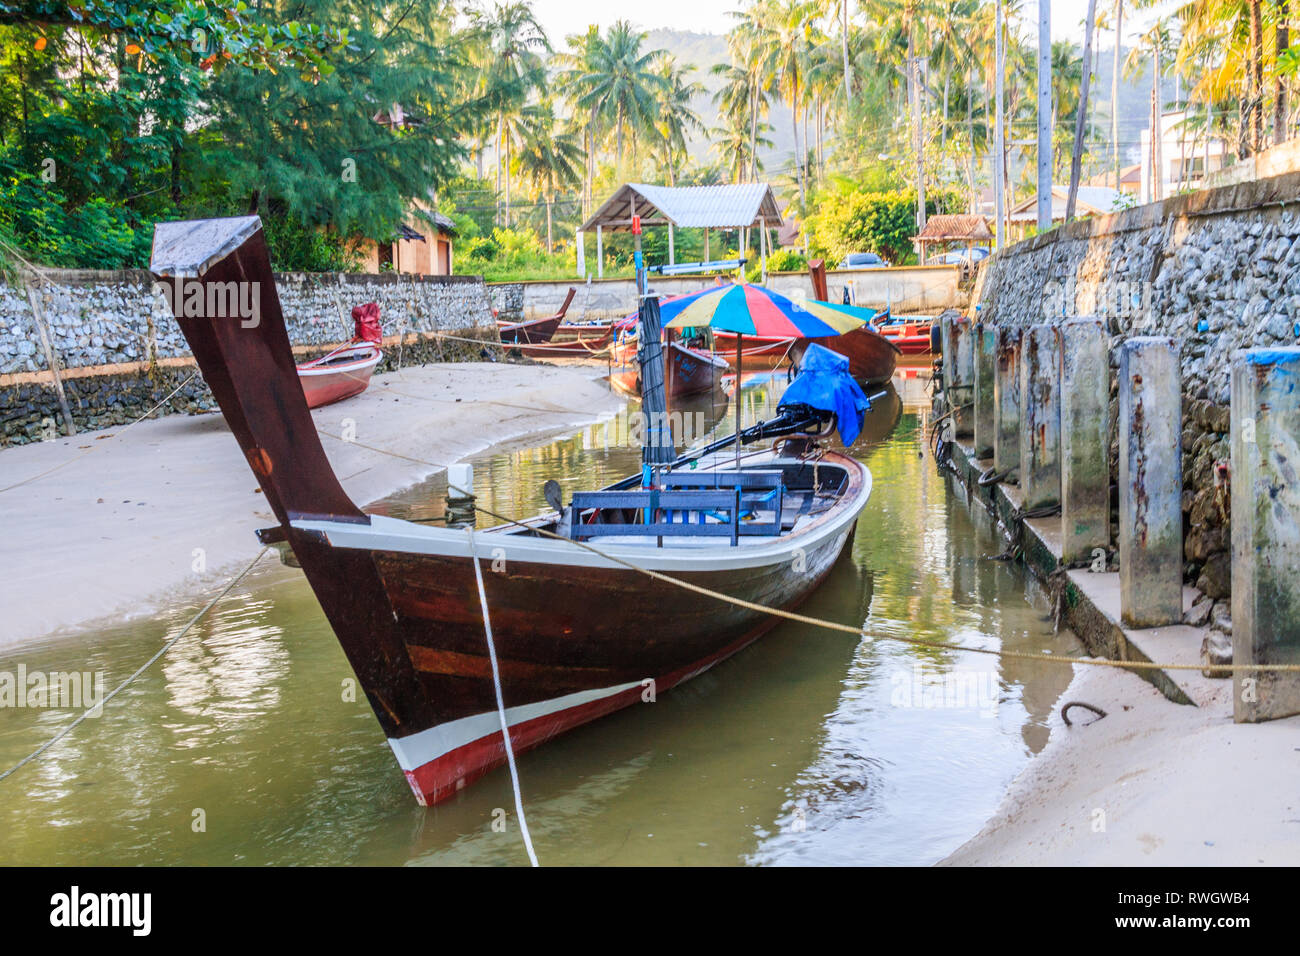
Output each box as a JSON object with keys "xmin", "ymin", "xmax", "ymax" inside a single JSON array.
[{"xmin": 1140, "ymin": 109, "xmax": 1231, "ymax": 203}]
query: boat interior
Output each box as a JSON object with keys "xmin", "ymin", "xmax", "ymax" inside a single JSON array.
[{"xmin": 501, "ymin": 443, "xmax": 852, "ymax": 546}]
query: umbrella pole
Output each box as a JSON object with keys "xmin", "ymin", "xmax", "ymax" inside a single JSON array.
[{"xmin": 734, "ymin": 333, "xmax": 742, "ymax": 469}]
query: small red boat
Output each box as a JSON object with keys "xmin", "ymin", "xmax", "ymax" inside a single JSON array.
[
  {"xmin": 877, "ymin": 318, "xmax": 934, "ymax": 355},
  {"xmin": 296, "ymin": 303, "xmax": 384, "ymax": 409}
]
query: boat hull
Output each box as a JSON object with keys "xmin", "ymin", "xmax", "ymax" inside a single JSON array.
[
  {"xmin": 795, "ymin": 326, "xmax": 900, "ymax": 383},
  {"xmin": 879, "ymin": 321, "xmax": 934, "ymax": 356},
  {"xmin": 711, "ymin": 331, "xmax": 798, "ymax": 369},
  {"xmin": 297, "ymin": 344, "xmax": 382, "ymax": 408},
  {"xmin": 287, "ymin": 449, "xmax": 868, "ymax": 805},
  {"xmin": 498, "ymin": 315, "xmax": 563, "ymax": 346},
  {"xmin": 520, "ymin": 323, "xmax": 614, "ymax": 357},
  {"xmin": 610, "ymin": 339, "xmax": 729, "ymax": 398}
]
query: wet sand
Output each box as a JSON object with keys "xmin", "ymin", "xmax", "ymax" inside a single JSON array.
[
  {"xmin": 0, "ymin": 362, "xmax": 623, "ymax": 647},
  {"xmin": 942, "ymin": 662, "xmax": 1300, "ymax": 866}
]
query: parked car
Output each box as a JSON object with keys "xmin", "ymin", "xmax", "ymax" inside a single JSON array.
[
  {"xmin": 935, "ymin": 247, "xmax": 991, "ymax": 266},
  {"xmin": 838, "ymin": 251, "xmax": 890, "ymax": 270}
]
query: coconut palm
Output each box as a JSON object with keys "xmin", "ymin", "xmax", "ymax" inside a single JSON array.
[
  {"xmin": 564, "ymin": 20, "xmax": 666, "ymax": 176},
  {"xmin": 469, "ymin": 2, "xmax": 550, "ymax": 224},
  {"xmin": 652, "ymin": 57, "xmax": 705, "ymax": 186},
  {"xmin": 515, "ymin": 101, "xmax": 583, "ymax": 251}
]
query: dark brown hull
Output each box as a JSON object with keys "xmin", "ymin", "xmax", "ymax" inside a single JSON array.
[
  {"xmin": 795, "ymin": 326, "xmax": 900, "ymax": 383},
  {"xmin": 150, "ymin": 216, "xmax": 872, "ymax": 807},
  {"xmin": 498, "ymin": 315, "xmax": 563, "ymax": 346},
  {"xmin": 610, "ymin": 339, "xmax": 728, "ymax": 398}
]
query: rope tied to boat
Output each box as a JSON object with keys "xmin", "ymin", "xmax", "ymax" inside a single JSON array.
[
  {"xmin": 466, "ymin": 526, "xmax": 540, "ymax": 867},
  {"xmin": 316, "ymin": 431, "xmax": 1300, "ymax": 676},
  {"xmin": 0, "ymin": 546, "xmax": 270, "ymax": 784}
]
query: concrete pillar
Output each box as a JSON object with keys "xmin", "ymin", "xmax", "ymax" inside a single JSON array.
[
  {"xmin": 1058, "ymin": 317, "xmax": 1110, "ymax": 563},
  {"xmin": 1117, "ymin": 337, "xmax": 1182, "ymax": 628},
  {"xmin": 942, "ymin": 314, "xmax": 974, "ymax": 437},
  {"xmin": 1231, "ymin": 347, "xmax": 1300, "ymax": 722},
  {"xmin": 576, "ymin": 230, "xmax": 586, "ymax": 277},
  {"xmin": 1018, "ymin": 323, "xmax": 1061, "ymax": 511},
  {"xmin": 596, "ymin": 225, "xmax": 603, "ymax": 279},
  {"xmin": 973, "ymin": 323, "xmax": 996, "ymax": 458},
  {"xmin": 668, "ymin": 223, "xmax": 675, "ymax": 266},
  {"xmin": 993, "ymin": 327, "xmax": 1021, "ymax": 476}
]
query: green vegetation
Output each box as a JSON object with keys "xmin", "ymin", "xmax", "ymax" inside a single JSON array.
[{"xmin": 1, "ymin": 0, "xmax": 1293, "ymax": 277}]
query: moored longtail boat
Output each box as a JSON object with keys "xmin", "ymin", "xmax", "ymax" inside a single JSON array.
[
  {"xmin": 150, "ymin": 216, "xmax": 873, "ymax": 806},
  {"xmin": 799, "ymin": 260, "xmax": 900, "ymax": 383},
  {"xmin": 609, "ymin": 333, "xmax": 729, "ymax": 399},
  {"xmin": 711, "ymin": 330, "xmax": 799, "ymax": 369}
]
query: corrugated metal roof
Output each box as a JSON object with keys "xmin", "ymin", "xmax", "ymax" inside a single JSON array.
[{"xmin": 580, "ymin": 183, "xmax": 784, "ymax": 232}]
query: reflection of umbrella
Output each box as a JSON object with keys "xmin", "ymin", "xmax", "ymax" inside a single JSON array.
[{"xmin": 661, "ymin": 283, "xmax": 874, "ymax": 462}]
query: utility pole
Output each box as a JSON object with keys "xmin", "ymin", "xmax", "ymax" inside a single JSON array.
[
  {"xmin": 1037, "ymin": 0, "xmax": 1053, "ymax": 232},
  {"xmin": 1112, "ymin": 0, "xmax": 1123, "ymax": 190},
  {"xmin": 842, "ymin": 0, "xmax": 852, "ymax": 107},
  {"xmin": 1066, "ymin": 0, "xmax": 1098, "ymax": 221},
  {"xmin": 995, "ymin": 0, "xmax": 1006, "ymax": 248},
  {"xmin": 912, "ymin": 27, "xmax": 928, "ymax": 261}
]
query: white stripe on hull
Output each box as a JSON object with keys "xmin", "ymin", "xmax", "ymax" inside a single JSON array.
[{"xmin": 386, "ymin": 680, "xmax": 645, "ymax": 771}]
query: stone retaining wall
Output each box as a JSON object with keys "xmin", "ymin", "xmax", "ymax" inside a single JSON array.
[
  {"xmin": 974, "ymin": 168, "xmax": 1300, "ymax": 619},
  {"xmin": 1, "ymin": 270, "xmax": 500, "ymax": 446}
]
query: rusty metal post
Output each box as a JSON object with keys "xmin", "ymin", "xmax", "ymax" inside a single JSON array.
[
  {"xmin": 1018, "ymin": 323, "xmax": 1061, "ymax": 511},
  {"xmin": 1118, "ymin": 337, "xmax": 1182, "ymax": 627},
  {"xmin": 993, "ymin": 327, "xmax": 1021, "ymax": 476},
  {"xmin": 973, "ymin": 323, "xmax": 996, "ymax": 458},
  {"xmin": 1231, "ymin": 347, "xmax": 1300, "ymax": 722},
  {"xmin": 1059, "ymin": 318, "xmax": 1110, "ymax": 562}
]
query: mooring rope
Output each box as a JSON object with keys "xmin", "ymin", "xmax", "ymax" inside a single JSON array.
[
  {"xmin": 314, "ymin": 431, "xmax": 1300, "ymax": 675},
  {"xmin": 0, "ymin": 546, "xmax": 270, "ymax": 784},
  {"xmin": 467, "ymin": 526, "xmax": 540, "ymax": 867}
]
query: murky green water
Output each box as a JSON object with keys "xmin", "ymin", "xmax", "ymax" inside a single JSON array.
[{"xmin": 0, "ymin": 368, "xmax": 1080, "ymax": 866}]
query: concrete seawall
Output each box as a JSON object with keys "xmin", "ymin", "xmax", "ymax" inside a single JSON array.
[
  {"xmin": 1, "ymin": 270, "xmax": 500, "ymax": 446},
  {"xmin": 972, "ymin": 168, "xmax": 1300, "ymax": 644}
]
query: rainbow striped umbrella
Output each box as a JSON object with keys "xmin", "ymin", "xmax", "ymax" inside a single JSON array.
[{"xmin": 660, "ymin": 283, "xmax": 876, "ymax": 337}]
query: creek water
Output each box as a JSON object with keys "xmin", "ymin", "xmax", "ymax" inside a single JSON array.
[{"xmin": 0, "ymin": 365, "xmax": 1080, "ymax": 866}]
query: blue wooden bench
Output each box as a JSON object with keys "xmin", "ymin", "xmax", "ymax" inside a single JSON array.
[{"xmin": 570, "ymin": 470, "xmax": 785, "ymax": 544}]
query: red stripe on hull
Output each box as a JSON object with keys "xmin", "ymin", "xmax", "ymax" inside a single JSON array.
[{"xmin": 402, "ymin": 610, "xmax": 792, "ymax": 805}]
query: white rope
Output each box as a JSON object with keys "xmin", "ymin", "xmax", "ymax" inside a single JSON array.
[{"xmin": 466, "ymin": 526, "xmax": 539, "ymax": 867}]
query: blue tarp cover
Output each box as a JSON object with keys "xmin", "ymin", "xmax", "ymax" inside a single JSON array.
[{"xmin": 779, "ymin": 343, "xmax": 871, "ymax": 446}]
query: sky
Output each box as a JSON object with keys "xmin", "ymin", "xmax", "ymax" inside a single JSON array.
[{"xmin": 526, "ymin": 0, "xmax": 1153, "ymax": 48}]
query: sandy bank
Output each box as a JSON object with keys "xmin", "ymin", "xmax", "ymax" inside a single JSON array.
[
  {"xmin": 0, "ymin": 362, "xmax": 624, "ymax": 647},
  {"xmin": 942, "ymin": 661, "xmax": 1300, "ymax": 866}
]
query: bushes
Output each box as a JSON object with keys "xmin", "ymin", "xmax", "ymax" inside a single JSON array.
[
  {"xmin": 456, "ymin": 226, "xmax": 579, "ymax": 281},
  {"xmin": 805, "ymin": 186, "xmax": 961, "ymax": 266},
  {"xmin": 0, "ymin": 173, "xmax": 151, "ymax": 269},
  {"xmin": 261, "ymin": 216, "xmax": 361, "ymax": 273}
]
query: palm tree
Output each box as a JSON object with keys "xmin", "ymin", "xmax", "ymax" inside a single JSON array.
[
  {"xmin": 515, "ymin": 102, "xmax": 583, "ymax": 251},
  {"xmin": 710, "ymin": 112, "xmax": 775, "ymax": 182},
  {"xmin": 652, "ymin": 57, "xmax": 705, "ymax": 186},
  {"xmin": 469, "ymin": 2, "xmax": 550, "ymax": 225},
  {"xmin": 564, "ymin": 21, "xmax": 666, "ymax": 176}
]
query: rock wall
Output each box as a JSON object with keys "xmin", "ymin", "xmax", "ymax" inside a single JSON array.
[
  {"xmin": 1, "ymin": 270, "xmax": 501, "ymax": 445},
  {"xmin": 974, "ymin": 169, "xmax": 1300, "ymax": 639}
]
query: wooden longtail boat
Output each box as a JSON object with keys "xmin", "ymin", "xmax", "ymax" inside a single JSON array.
[
  {"xmin": 151, "ymin": 216, "xmax": 873, "ymax": 806},
  {"xmin": 876, "ymin": 318, "xmax": 935, "ymax": 356},
  {"xmin": 711, "ymin": 330, "xmax": 798, "ymax": 369},
  {"xmin": 800, "ymin": 261, "xmax": 900, "ymax": 383},
  {"xmin": 497, "ymin": 287, "xmax": 577, "ymax": 348},
  {"xmin": 610, "ymin": 335, "xmax": 730, "ymax": 398},
  {"xmin": 520, "ymin": 321, "xmax": 614, "ymax": 358}
]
